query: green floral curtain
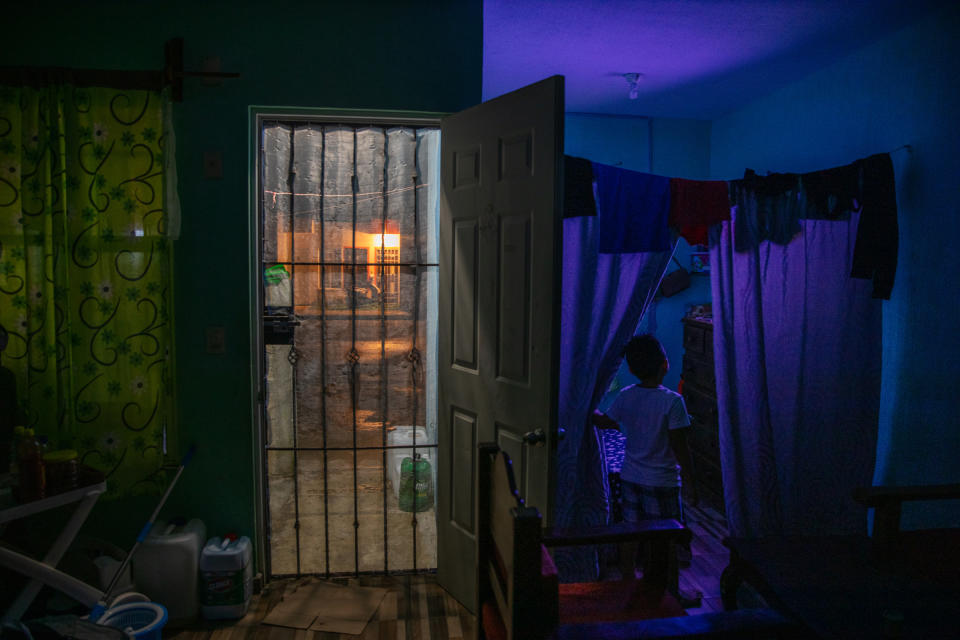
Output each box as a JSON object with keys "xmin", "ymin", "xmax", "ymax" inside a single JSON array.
[{"xmin": 0, "ymin": 85, "xmax": 175, "ymax": 498}]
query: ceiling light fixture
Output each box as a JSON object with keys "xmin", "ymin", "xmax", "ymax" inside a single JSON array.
[{"xmin": 623, "ymin": 72, "xmax": 643, "ymax": 100}]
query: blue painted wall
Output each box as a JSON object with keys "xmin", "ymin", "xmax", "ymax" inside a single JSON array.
[
  {"xmin": 564, "ymin": 114, "xmax": 712, "ymax": 399},
  {"xmin": 710, "ymin": 4, "xmax": 960, "ymax": 529},
  {"xmin": 3, "ymin": 0, "xmax": 482, "ymax": 550}
]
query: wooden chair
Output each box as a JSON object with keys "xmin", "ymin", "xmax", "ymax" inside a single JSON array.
[{"xmin": 477, "ymin": 442, "xmax": 688, "ymax": 639}]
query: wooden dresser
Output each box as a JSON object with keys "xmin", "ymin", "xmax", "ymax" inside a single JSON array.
[{"xmin": 680, "ymin": 317, "xmax": 725, "ymax": 515}]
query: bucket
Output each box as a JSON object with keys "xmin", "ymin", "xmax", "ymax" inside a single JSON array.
[
  {"xmin": 200, "ymin": 535, "xmax": 253, "ymax": 620},
  {"xmin": 132, "ymin": 518, "xmax": 206, "ymax": 627},
  {"xmin": 97, "ymin": 602, "xmax": 168, "ymax": 640}
]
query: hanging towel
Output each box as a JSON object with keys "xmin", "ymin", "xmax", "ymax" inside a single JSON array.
[
  {"xmin": 668, "ymin": 178, "xmax": 731, "ymax": 247},
  {"xmin": 563, "ymin": 155, "xmax": 597, "ymax": 218},
  {"xmin": 592, "ymin": 162, "xmax": 671, "ymax": 253},
  {"xmin": 852, "ymin": 153, "xmax": 898, "ymax": 299}
]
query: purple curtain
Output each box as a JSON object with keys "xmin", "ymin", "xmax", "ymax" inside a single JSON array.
[
  {"xmin": 554, "ymin": 215, "xmax": 674, "ymax": 580},
  {"xmin": 710, "ymin": 210, "xmax": 882, "ymax": 538}
]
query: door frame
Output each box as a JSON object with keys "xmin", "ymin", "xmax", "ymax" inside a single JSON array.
[{"xmin": 247, "ymin": 107, "xmax": 445, "ymax": 578}]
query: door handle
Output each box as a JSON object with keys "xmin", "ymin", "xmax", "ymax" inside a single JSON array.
[{"xmin": 522, "ymin": 428, "xmax": 547, "ymax": 446}]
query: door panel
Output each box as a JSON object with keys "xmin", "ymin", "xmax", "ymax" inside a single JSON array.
[{"xmin": 437, "ymin": 76, "xmax": 564, "ymax": 610}]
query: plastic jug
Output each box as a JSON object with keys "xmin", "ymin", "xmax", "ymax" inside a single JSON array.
[
  {"xmin": 387, "ymin": 426, "xmax": 432, "ymax": 501},
  {"xmin": 398, "ymin": 454, "xmax": 434, "ymax": 512},
  {"xmin": 132, "ymin": 518, "xmax": 206, "ymax": 627},
  {"xmin": 199, "ymin": 535, "xmax": 253, "ymax": 620}
]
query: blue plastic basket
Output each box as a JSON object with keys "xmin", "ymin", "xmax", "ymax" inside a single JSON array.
[{"xmin": 98, "ymin": 602, "xmax": 168, "ymax": 640}]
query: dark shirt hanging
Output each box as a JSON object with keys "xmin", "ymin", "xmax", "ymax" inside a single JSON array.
[
  {"xmin": 730, "ymin": 170, "xmax": 803, "ymax": 251},
  {"xmin": 852, "ymin": 153, "xmax": 898, "ymax": 299},
  {"xmin": 802, "ymin": 161, "xmax": 861, "ymax": 219},
  {"xmin": 563, "ymin": 155, "xmax": 597, "ymax": 218},
  {"xmin": 592, "ymin": 163, "xmax": 672, "ymax": 253}
]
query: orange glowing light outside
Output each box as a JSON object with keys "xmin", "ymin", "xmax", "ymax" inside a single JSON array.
[{"xmin": 373, "ymin": 233, "xmax": 400, "ymax": 248}]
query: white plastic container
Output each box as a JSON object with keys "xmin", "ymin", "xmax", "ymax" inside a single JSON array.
[
  {"xmin": 387, "ymin": 426, "xmax": 432, "ymax": 500},
  {"xmin": 200, "ymin": 536, "xmax": 253, "ymax": 620},
  {"xmin": 132, "ymin": 519, "xmax": 206, "ymax": 627}
]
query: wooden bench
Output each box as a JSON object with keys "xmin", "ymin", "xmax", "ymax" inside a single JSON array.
[
  {"xmin": 477, "ymin": 442, "xmax": 803, "ymax": 639},
  {"xmin": 852, "ymin": 482, "xmax": 960, "ymax": 560}
]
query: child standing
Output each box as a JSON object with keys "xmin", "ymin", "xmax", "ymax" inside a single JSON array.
[{"xmin": 593, "ymin": 334, "xmax": 699, "ymax": 603}]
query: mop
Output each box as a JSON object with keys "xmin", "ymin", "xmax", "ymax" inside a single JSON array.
[{"xmin": 88, "ymin": 444, "xmax": 197, "ymax": 623}]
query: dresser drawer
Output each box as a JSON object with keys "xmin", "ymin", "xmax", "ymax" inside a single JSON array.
[
  {"xmin": 689, "ymin": 416, "xmax": 720, "ymax": 458},
  {"xmin": 682, "ymin": 353, "xmax": 716, "ymax": 392},
  {"xmin": 682, "ymin": 322, "xmax": 706, "ymax": 355},
  {"xmin": 682, "ymin": 384, "xmax": 717, "ymax": 427},
  {"xmin": 692, "ymin": 450, "xmax": 723, "ymax": 495},
  {"xmin": 682, "ymin": 319, "xmax": 713, "ymax": 359}
]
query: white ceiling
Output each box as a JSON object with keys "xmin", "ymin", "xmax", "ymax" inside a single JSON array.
[{"xmin": 483, "ymin": 0, "xmax": 944, "ymax": 119}]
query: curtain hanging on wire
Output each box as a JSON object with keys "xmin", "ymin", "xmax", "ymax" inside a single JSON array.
[
  {"xmin": 710, "ymin": 190, "xmax": 883, "ymax": 538},
  {"xmin": 0, "ymin": 84, "xmax": 178, "ymax": 498},
  {"xmin": 554, "ymin": 158, "xmax": 677, "ymax": 581}
]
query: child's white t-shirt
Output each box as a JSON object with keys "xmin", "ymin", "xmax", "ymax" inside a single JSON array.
[{"xmin": 606, "ymin": 384, "xmax": 690, "ymax": 487}]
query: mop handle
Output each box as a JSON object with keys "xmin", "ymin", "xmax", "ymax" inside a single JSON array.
[{"xmin": 100, "ymin": 445, "xmax": 196, "ymax": 607}]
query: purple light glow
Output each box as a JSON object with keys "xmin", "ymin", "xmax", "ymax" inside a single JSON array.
[{"xmin": 483, "ymin": 0, "xmax": 938, "ymax": 118}]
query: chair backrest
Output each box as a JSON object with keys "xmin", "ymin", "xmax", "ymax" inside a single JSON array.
[{"xmin": 477, "ymin": 443, "xmax": 556, "ymax": 640}]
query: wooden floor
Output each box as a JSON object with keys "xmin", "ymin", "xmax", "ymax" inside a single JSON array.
[
  {"xmin": 677, "ymin": 503, "xmax": 733, "ymax": 616},
  {"xmin": 167, "ymin": 574, "xmax": 475, "ymax": 640},
  {"xmin": 168, "ymin": 505, "xmax": 729, "ymax": 640}
]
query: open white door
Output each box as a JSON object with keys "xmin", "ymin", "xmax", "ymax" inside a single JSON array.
[{"xmin": 437, "ymin": 76, "xmax": 564, "ymax": 610}]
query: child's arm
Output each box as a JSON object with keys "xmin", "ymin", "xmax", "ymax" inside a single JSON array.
[{"xmin": 591, "ymin": 409, "xmax": 619, "ymax": 430}]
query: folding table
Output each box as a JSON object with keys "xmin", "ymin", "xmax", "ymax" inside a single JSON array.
[{"xmin": 0, "ymin": 479, "xmax": 108, "ymax": 624}]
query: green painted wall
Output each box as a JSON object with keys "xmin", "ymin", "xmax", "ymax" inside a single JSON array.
[{"xmin": 4, "ymin": 0, "xmax": 482, "ymax": 552}]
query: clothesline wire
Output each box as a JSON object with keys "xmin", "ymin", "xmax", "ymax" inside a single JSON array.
[{"xmin": 264, "ymin": 182, "xmax": 429, "ymax": 199}]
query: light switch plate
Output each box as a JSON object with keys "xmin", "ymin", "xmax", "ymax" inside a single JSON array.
[
  {"xmin": 205, "ymin": 326, "xmax": 225, "ymax": 354},
  {"xmin": 204, "ymin": 151, "xmax": 223, "ymax": 179}
]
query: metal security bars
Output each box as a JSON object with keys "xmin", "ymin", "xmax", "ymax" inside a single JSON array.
[{"xmin": 258, "ymin": 118, "xmax": 440, "ymax": 578}]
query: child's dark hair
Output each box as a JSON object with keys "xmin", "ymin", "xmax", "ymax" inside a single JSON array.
[{"xmin": 623, "ymin": 334, "xmax": 666, "ymax": 381}]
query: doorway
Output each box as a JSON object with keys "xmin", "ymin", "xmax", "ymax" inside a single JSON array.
[{"xmin": 254, "ymin": 114, "xmax": 441, "ymax": 578}]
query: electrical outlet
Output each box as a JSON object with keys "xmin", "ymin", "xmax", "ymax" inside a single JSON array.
[{"xmin": 203, "ymin": 151, "xmax": 223, "ymax": 179}]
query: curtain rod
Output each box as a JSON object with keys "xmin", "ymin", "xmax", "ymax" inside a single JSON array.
[{"xmin": 0, "ymin": 38, "xmax": 238, "ymax": 102}]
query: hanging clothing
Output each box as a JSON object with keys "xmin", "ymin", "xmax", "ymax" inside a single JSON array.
[
  {"xmin": 730, "ymin": 170, "xmax": 804, "ymax": 251},
  {"xmin": 802, "ymin": 161, "xmax": 861, "ymax": 219},
  {"xmin": 851, "ymin": 153, "xmax": 898, "ymax": 299},
  {"xmin": 564, "ymin": 155, "xmax": 597, "ymax": 218},
  {"xmin": 592, "ymin": 163, "xmax": 671, "ymax": 253},
  {"xmin": 667, "ymin": 178, "xmax": 731, "ymax": 247}
]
